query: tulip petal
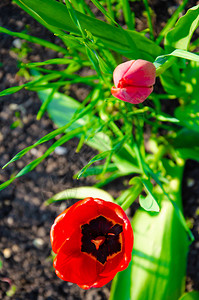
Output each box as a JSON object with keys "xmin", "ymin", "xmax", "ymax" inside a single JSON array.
[
  {"xmin": 113, "ymin": 60, "xmax": 135, "ymax": 87},
  {"xmin": 79, "ymin": 274, "xmax": 115, "ymax": 289},
  {"xmin": 55, "ymin": 231, "xmax": 118, "ymax": 289},
  {"xmin": 111, "ymin": 86, "xmax": 153, "ymax": 104},
  {"xmin": 51, "ymin": 197, "xmax": 99, "ymax": 253},
  {"xmin": 122, "ymin": 59, "xmax": 156, "ymax": 87},
  {"xmin": 54, "ymin": 231, "xmax": 104, "ymax": 287},
  {"xmin": 93, "ymin": 198, "xmax": 126, "ymax": 224}
]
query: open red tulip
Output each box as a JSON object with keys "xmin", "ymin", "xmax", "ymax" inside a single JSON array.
[
  {"xmin": 50, "ymin": 197, "xmax": 133, "ymax": 289},
  {"xmin": 111, "ymin": 59, "xmax": 156, "ymax": 104}
]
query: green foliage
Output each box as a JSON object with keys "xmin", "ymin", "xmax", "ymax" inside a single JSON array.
[
  {"xmin": 110, "ymin": 162, "xmax": 189, "ymax": 300},
  {"xmin": 0, "ymin": 26, "xmax": 68, "ymax": 54},
  {"xmin": 1, "ymin": 1, "xmax": 199, "ymax": 298},
  {"xmin": 139, "ymin": 178, "xmax": 160, "ymax": 212},
  {"xmin": 15, "ymin": 0, "xmax": 163, "ymax": 60},
  {"xmin": 165, "ymin": 5, "xmax": 199, "ymax": 51}
]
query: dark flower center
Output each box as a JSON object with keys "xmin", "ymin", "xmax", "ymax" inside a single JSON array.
[{"xmin": 81, "ymin": 215, "xmax": 123, "ymax": 264}]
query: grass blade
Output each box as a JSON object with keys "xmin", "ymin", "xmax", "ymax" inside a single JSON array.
[{"xmin": 0, "ymin": 26, "xmax": 67, "ymax": 54}]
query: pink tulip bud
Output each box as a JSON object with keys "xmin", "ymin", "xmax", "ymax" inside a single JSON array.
[{"xmin": 111, "ymin": 59, "xmax": 156, "ymax": 104}]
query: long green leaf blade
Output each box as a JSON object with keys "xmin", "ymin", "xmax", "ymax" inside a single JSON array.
[
  {"xmin": 0, "ymin": 127, "xmax": 84, "ymax": 191},
  {"xmin": 15, "ymin": 0, "xmax": 163, "ymax": 59},
  {"xmin": 0, "ymin": 26, "xmax": 67, "ymax": 54},
  {"xmin": 45, "ymin": 186, "xmax": 114, "ymax": 205}
]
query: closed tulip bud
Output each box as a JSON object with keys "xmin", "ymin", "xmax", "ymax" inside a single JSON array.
[{"xmin": 111, "ymin": 59, "xmax": 156, "ymax": 104}]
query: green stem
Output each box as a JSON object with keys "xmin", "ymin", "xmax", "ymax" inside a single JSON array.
[
  {"xmin": 121, "ymin": 182, "xmax": 143, "ymax": 211},
  {"xmin": 155, "ymin": 56, "xmax": 177, "ymax": 77},
  {"xmin": 143, "ymin": 0, "xmax": 154, "ymax": 40}
]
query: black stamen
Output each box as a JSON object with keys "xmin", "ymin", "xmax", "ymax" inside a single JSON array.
[{"xmin": 81, "ymin": 216, "xmax": 123, "ymax": 264}]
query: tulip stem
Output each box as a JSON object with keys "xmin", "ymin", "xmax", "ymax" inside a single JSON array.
[
  {"xmin": 121, "ymin": 181, "xmax": 143, "ymax": 211},
  {"xmin": 155, "ymin": 56, "xmax": 177, "ymax": 77}
]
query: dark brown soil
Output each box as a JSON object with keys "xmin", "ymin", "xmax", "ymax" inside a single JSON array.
[{"xmin": 0, "ymin": 0, "xmax": 198, "ymax": 299}]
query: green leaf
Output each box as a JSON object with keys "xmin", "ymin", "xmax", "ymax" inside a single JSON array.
[
  {"xmin": 170, "ymin": 49, "xmax": 199, "ymax": 62},
  {"xmin": 165, "ymin": 5, "xmax": 199, "ymax": 51},
  {"xmin": 64, "ymin": 0, "xmax": 84, "ymax": 34},
  {"xmin": 154, "ymin": 50, "xmax": 199, "ymax": 73},
  {"xmin": 175, "ymin": 103, "xmax": 199, "ymax": 133},
  {"xmin": 0, "ymin": 26, "xmax": 67, "ymax": 54},
  {"xmin": 179, "ymin": 291, "xmax": 199, "ymax": 300},
  {"xmin": 76, "ymin": 151, "xmax": 111, "ymax": 179},
  {"xmin": 15, "ymin": 0, "xmax": 163, "ymax": 60},
  {"xmin": 45, "ymin": 186, "xmax": 114, "ymax": 205},
  {"xmin": 85, "ymin": 45, "xmax": 101, "ymax": 77},
  {"xmin": 77, "ymin": 136, "xmax": 131, "ymax": 179},
  {"xmin": 0, "ymin": 127, "xmax": 84, "ymax": 191},
  {"xmin": 139, "ymin": 178, "xmax": 160, "ymax": 212},
  {"xmin": 37, "ymin": 88, "xmax": 56, "ymax": 120},
  {"xmin": 80, "ymin": 163, "xmax": 118, "ymax": 178},
  {"xmin": 115, "ymin": 184, "xmax": 142, "ymax": 207},
  {"xmin": 37, "ymin": 88, "xmax": 113, "ymax": 153},
  {"xmin": 37, "ymin": 88, "xmax": 142, "ymax": 178},
  {"xmin": 0, "ymin": 85, "xmax": 25, "ymax": 96},
  {"xmin": 2, "ymin": 87, "xmax": 93, "ymax": 169},
  {"xmin": 156, "ymin": 0, "xmax": 189, "ymax": 45},
  {"xmin": 139, "ymin": 194, "xmax": 159, "ymax": 212},
  {"xmin": 109, "ymin": 261, "xmax": 132, "ymax": 300},
  {"xmin": 97, "ymin": 55, "xmax": 113, "ymax": 74},
  {"xmin": 130, "ymin": 200, "xmax": 188, "ymax": 300},
  {"xmin": 89, "ymin": 0, "xmax": 119, "ymax": 27},
  {"xmin": 122, "ymin": 0, "xmax": 135, "ymax": 30},
  {"xmin": 38, "ymin": 89, "xmax": 87, "ymax": 129},
  {"xmin": 94, "ymin": 170, "xmax": 132, "ymax": 188},
  {"xmin": 0, "ymin": 72, "xmax": 63, "ymax": 98},
  {"xmin": 110, "ymin": 164, "xmax": 189, "ymax": 300},
  {"xmin": 22, "ymin": 58, "xmax": 82, "ymax": 68}
]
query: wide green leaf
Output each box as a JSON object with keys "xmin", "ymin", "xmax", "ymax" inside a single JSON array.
[
  {"xmin": 165, "ymin": 5, "xmax": 199, "ymax": 51},
  {"xmin": 15, "ymin": 0, "xmax": 163, "ymax": 60},
  {"xmin": 109, "ymin": 262, "xmax": 132, "ymax": 300},
  {"xmin": 38, "ymin": 89, "xmax": 88, "ymax": 130},
  {"xmin": 110, "ymin": 162, "xmax": 190, "ymax": 300}
]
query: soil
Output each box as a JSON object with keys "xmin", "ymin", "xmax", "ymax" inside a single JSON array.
[{"xmin": 0, "ymin": 0, "xmax": 198, "ymax": 299}]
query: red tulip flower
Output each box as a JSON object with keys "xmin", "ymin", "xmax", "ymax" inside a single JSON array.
[
  {"xmin": 50, "ymin": 197, "xmax": 133, "ymax": 289},
  {"xmin": 111, "ymin": 59, "xmax": 156, "ymax": 104}
]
